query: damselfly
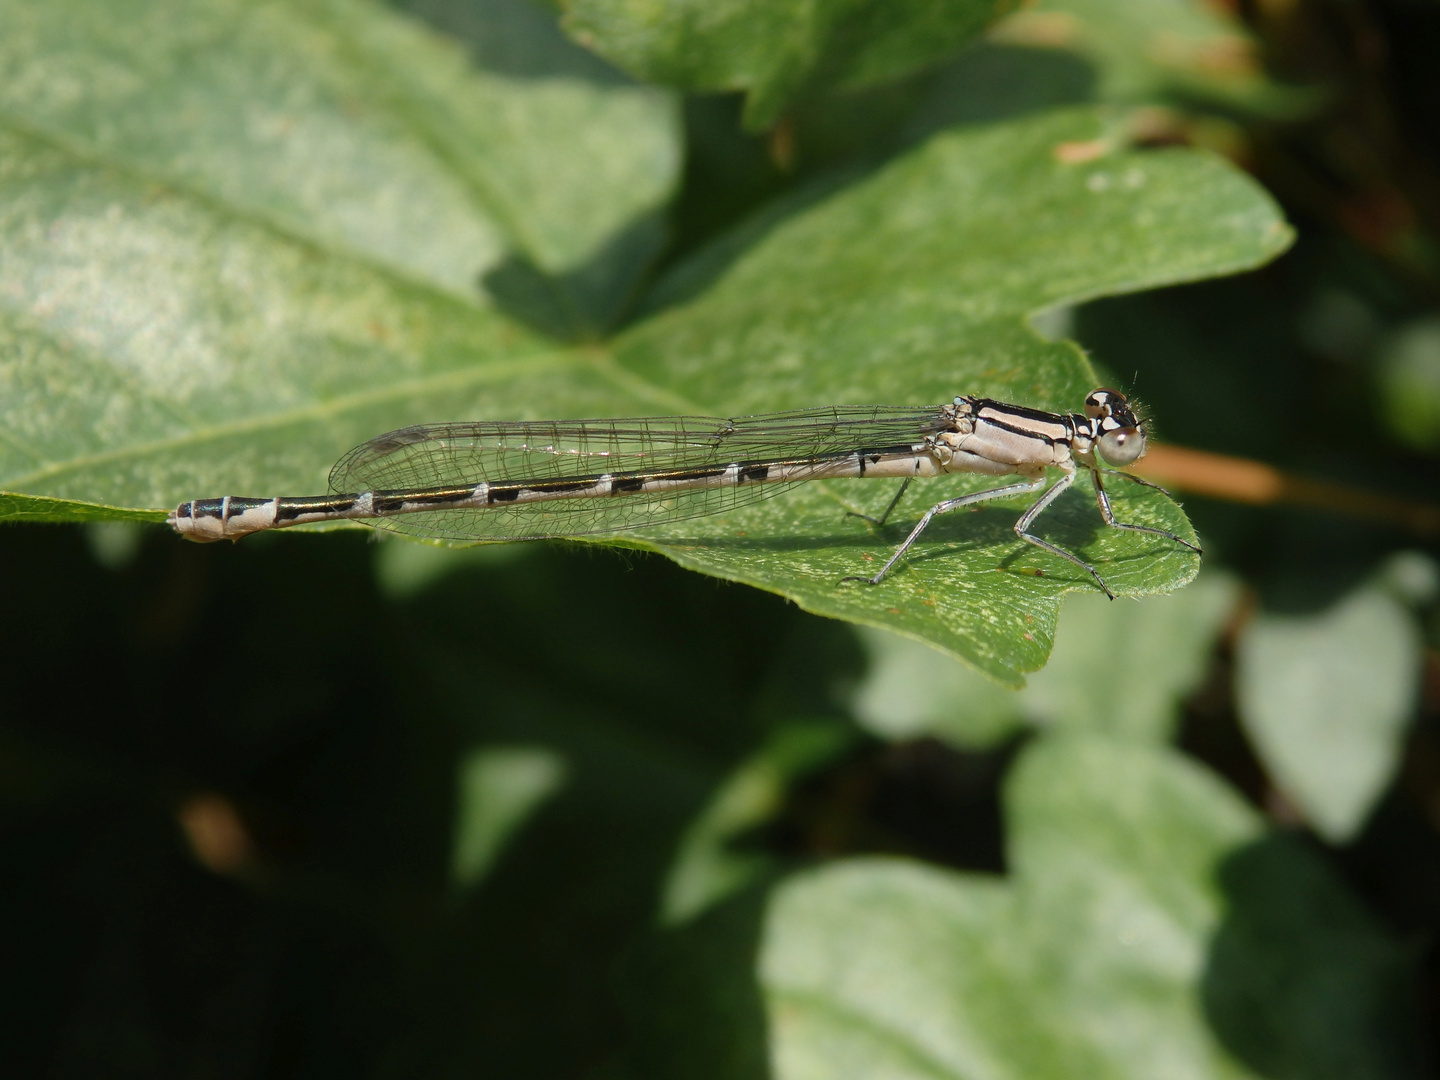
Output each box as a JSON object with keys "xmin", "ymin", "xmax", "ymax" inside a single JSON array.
[{"xmin": 169, "ymin": 388, "xmax": 1200, "ymax": 597}]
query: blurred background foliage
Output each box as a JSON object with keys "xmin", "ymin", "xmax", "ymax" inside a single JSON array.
[{"xmin": 2, "ymin": 0, "xmax": 1439, "ymax": 1077}]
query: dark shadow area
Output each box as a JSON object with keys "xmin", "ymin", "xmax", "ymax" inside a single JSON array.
[
  {"xmin": 633, "ymin": 163, "xmax": 866, "ymax": 321},
  {"xmin": 1175, "ymin": 636, "xmax": 1272, "ymax": 811},
  {"xmin": 1203, "ymin": 833, "xmax": 1430, "ymax": 1079},
  {"xmin": 1334, "ymin": 718, "xmax": 1440, "ymax": 1066},
  {"xmin": 0, "ymin": 522, "xmax": 868, "ymax": 1078},
  {"xmin": 479, "ymin": 209, "xmax": 668, "ymax": 340},
  {"xmin": 777, "ymin": 735, "xmax": 1017, "ymax": 874},
  {"xmin": 619, "ymin": 885, "xmax": 775, "ymax": 1080},
  {"xmin": 897, "ymin": 45, "xmax": 1097, "ymax": 147},
  {"xmin": 0, "ymin": 529, "xmax": 414, "ymax": 1080},
  {"xmin": 391, "ymin": 0, "xmax": 629, "ymax": 85},
  {"xmin": 0, "ymin": 792, "xmax": 406, "ymax": 1080}
]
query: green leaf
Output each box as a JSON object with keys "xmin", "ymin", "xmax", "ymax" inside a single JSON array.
[
  {"xmin": 852, "ymin": 568, "xmax": 1239, "ymax": 732},
  {"xmin": 625, "ymin": 737, "xmax": 1417, "ymax": 1079},
  {"xmin": 450, "ymin": 744, "xmax": 569, "ymax": 890},
  {"xmin": 0, "ymin": 0, "xmax": 676, "ymax": 497},
  {"xmin": 0, "ymin": 0, "xmax": 680, "ymax": 320},
  {"xmin": 1376, "ymin": 315, "xmax": 1440, "ymax": 452},
  {"xmin": 1234, "ymin": 567, "xmax": 1426, "ymax": 843},
  {"xmin": 1, "ymin": 93, "xmax": 1287, "ymax": 681},
  {"xmin": 0, "ymin": 492, "xmax": 167, "ymax": 526},
  {"xmin": 562, "ymin": 0, "xmax": 1010, "ymax": 130}
]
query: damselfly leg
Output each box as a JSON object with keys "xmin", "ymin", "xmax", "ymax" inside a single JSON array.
[
  {"xmin": 844, "ymin": 460, "xmax": 1200, "ymax": 598},
  {"xmin": 1090, "ymin": 468, "xmax": 1204, "ymax": 557},
  {"xmin": 841, "ymin": 473, "xmax": 1050, "ymax": 587}
]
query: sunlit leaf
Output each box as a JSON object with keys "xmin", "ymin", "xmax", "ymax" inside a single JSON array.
[
  {"xmin": 1235, "ymin": 567, "xmax": 1426, "ymax": 843},
  {"xmin": 624, "ymin": 737, "xmax": 1417, "ymax": 1079}
]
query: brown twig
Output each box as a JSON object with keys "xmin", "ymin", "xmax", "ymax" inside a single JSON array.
[{"xmin": 1135, "ymin": 443, "xmax": 1440, "ymax": 537}]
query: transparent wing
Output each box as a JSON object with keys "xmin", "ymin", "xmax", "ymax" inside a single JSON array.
[{"xmin": 328, "ymin": 406, "xmax": 947, "ymax": 542}]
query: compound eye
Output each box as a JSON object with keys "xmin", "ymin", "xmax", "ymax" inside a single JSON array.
[{"xmin": 1098, "ymin": 426, "xmax": 1146, "ymax": 466}]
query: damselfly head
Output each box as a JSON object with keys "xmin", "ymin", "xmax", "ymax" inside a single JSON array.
[{"xmin": 1085, "ymin": 388, "xmax": 1148, "ymax": 466}]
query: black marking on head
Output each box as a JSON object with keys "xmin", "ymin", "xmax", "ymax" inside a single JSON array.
[
  {"xmin": 1084, "ymin": 388, "xmax": 1141, "ymax": 426},
  {"xmin": 1094, "ymin": 397, "xmax": 1142, "ymax": 435},
  {"xmin": 1112, "ymin": 402, "xmax": 1140, "ymax": 428}
]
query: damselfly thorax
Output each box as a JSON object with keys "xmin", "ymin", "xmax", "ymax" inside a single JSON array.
[{"xmin": 169, "ymin": 388, "xmax": 1199, "ymax": 598}]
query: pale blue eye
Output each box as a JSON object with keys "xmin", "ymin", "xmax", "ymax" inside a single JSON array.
[{"xmin": 1099, "ymin": 428, "xmax": 1145, "ymax": 466}]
